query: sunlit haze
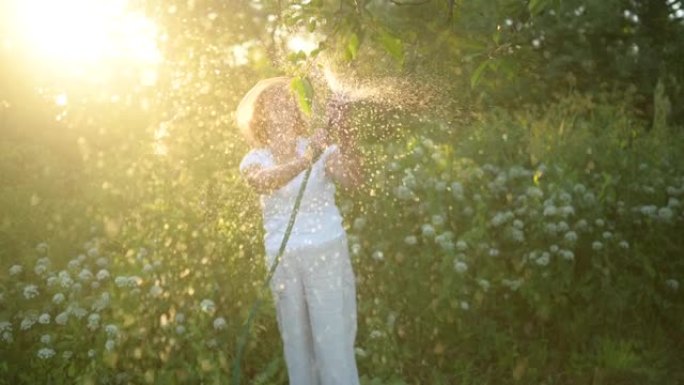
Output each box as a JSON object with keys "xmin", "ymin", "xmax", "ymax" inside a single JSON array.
[{"xmin": 7, "ymin": 0, "xmax": 161, "ymax": 72}]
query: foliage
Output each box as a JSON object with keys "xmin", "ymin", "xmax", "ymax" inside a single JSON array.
[
  {"xmin": 2, "ymin": 0, "xmax": 684, "ymax": 384},
  {"xmin": 2, "ymin": 89, "xmax": 684, "ymax": 383}
]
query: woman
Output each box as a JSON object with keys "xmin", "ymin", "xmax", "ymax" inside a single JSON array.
[{"xmin": 235, "ymin": 76, "xmax": 362, "ymax": 385}]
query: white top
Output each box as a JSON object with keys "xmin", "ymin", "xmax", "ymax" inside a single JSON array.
[{"xmin": 239, "ymin": 137, "xmax": 345, "ymax": 258}]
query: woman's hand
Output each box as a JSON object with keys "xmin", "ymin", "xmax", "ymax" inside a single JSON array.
[
  {"xmin": 305, "ymin": 128, "xmax": 328, "ymax": 163},
  {"xmin": 326, "ymin": 94, "xmax": 351, "ymax": 130}
]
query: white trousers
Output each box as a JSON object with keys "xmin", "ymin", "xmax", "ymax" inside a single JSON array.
[{"xmin": 267, "ymin": 234, "xmax": 361, "ymax": 385}]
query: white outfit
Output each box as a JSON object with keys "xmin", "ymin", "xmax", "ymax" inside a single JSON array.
[{"xmin": 239, "ymin": 137, "xmax": 361, "ymax": 385}]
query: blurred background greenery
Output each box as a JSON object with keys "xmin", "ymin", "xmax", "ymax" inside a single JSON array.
[{"xmin": 1, "ymin": 0, "xmax": 683, "ymax": 384}]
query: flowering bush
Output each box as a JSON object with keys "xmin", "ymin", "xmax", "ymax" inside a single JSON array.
[{"xmin": 1, "ymin": 93, "xmax": 683, "ymax": 384}]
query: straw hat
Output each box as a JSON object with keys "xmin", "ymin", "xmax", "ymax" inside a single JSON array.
[{"xmin": 235, "ymin": 76, "xmax": 292, "ymax": 145}]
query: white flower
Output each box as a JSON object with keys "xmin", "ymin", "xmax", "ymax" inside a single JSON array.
[
  {"xmin": 67, "ymin": 259, "xmax": 80, "ymax": 271},
  {"xmin": 87, "ymin": 247, "xmax": 99, "ymax": 258},
  {"xmin": 143, "ymin": 263, "xmax": 154, "ymax": 273},
  {"xmin": 435, "ymin": 181, "xmax": 447, "ymax": 192},
  {"xmin": 96, "ymin": 257, "xmax": 108, "ymax": 267},
  {"xmin": 58, "ymin": 271, "xmax": 73, "ymax": 288},
  {"xmin": 88, "ymin": 349, "xmax": 96, "ymax": 358},
  {"xmin": 9, "ymin": 265, "xmax": 23, "ymax": 276},
  {"xmin": 96, "ymin": 269, "xmax": 110, "ymax": 281},
  {"xmin": 91, "ymin": 292, "xmax": 110, "ymax": 312},
  {"xmin": 560, "ymin": 205, "xmax": 575, "ymax": 217},
  {"xmin": 460, "ymin": 301, "xmax": 469, "ymax": 310},
  {"xmin": 91, "ymin": 281, "xmax": 100, "ymax": 290},
  {"xmin": 595, "ymin": 219, "xmax": 605, "ymax": 227},
  {"xmin": 78, "ymin": 269, "xmax": 93, "ymax": 281},
  {"xmin": 559, "ymin": 192, "xmax": 572, "ymax": 204},
  {"xmin": 105, "ymin": 339, "xmax": 116, "ymax": 352},
  {"xmin": 149, "ymin": 285, "xmax": 163, "ymax": 298},
  {"xmin": 549, "ymin": 244, "xmax": 559, "ymax": 254},
  {"xmin": 560, "ymin": 250, "xmax": 575, "ymax": 261},
  {"xmin": 37, "ymin": 347, "xmax": 55, "ymax": 359},
  {"xmin": 451, "ymin": 181, "xmax": 464, "ymax": 198},
  {"xmin": 369, "ymin": 330, "xmax": 383, "ymax": 339},
  {"xmin": 592, "ymin": 241, "xmax": 603, "ymax": 251},
  {"xmin": 453, "ymin": 260, "xmax": 468, "ymax": 274},
  {"xmin": 38, "ymin": 313, "xmax": 50, "ymax": 324},
  {"xmin": 602, "ymin": 231, "xmax": 613, "ymax": 240},
  {"xmin": 55, "ymin": 312, "xmax": 69, "ymax": 325},
  {"xmin": 394, "ymin": 185, "xmax": 413, "ymax": 200},
  {"xmin": 665, "ymin": 279, "xmax": 679, "ymax": 291},
  {"xmin": 200, "ymin": 299, "xmax": 216, "ymax": 314},
  {"xmin": 668, "ymin": 197, "xmax": 680, "ymax": 208},
  {"xmin": 456, "ymin": 240, "xmax": 468, "ymax": 251},
  {"xmin": 513, "ymin": 219, "xmax": 524, "ymax": 229},
  {"xmin": 40, "ymin": 334, "xmax": 51, "ymax": 344},
  {"xmin": 640, "ymin": 205, "xmax": 657, "ymax": 216},
  {"xmin": 557, "ymin": 221, "xmax": 569, "ymax": 232},
  {"xmin": 46, "ymin": 276, "xmax": 58, "ymax": 287},
  {"xmin": 23, "ymin": 284, "xmax": 39, "ymax": 299},
  {"xmin": 114, "ymin": 276, "xmax": 128, "ymax": 287},
  {"xmin": 658, "ymin": 207, "xmax": 674, "ymax": 221},
  {"xmin": 489, "ymin": 248, "xmax": 499, "ymax": 257},
  {"xmin": 34, "ymin": 264, "xmax": 48, "ymax": 276},
  {"xmin": 213, "ymin": 317, "xmax": 227, "ymax": 331},
  {"xmin": 511, "ymin": 228, "xmax": 525, "ymax": 243},
  {"xmin": 619, "ymin": 240, "xmax": 629, "ymax": 249},
  {"xmin": 351, "ymin": 243, "xmax": 361, "ymax": 255},
  {"xmin": 70, "ymin": 282, "xmax": 82, "ymax": 293},
  {"xmin": 583, "ymin": 192, "xmax": 596, "ymax": 204},
  {"xmin": 372, "ymin": 251, "xmax": 384, "ymax": 261},
  {"xmin": 564, "ymin": 231, "xmax": 578, "ymax": 243},
  {"xmin": 127, "ymin": 276, "xmax": 141, "ymax": 288},
  {"xmin": 575, "ymin": 219, "xmax": 588, "ymax": 231},
  {"xmin": 353, "ymin": 217, "xmax": 366, "ymax": 231},
  {"xmin": 502, "ymin": 278, "xmax": 523, "ymax": 291},
  {"xmin": 355, "ymin": 347, "xmax": 368, "ymax": 358},
  {"xmin": 105, "ymin": 324, "xmax": 118, "ymax": 337},
  {"xmin": 176, "ymin": 325, "xmax": 186, "ymax": 335},
  {"xmin": 544, "ymin": 223, "xmax": 558, "ymax": 235},
  {"xmin": 36, "ymin": 257, "xmax": 50, "ymax": 266},
  {"xmin": 36, "ymin": 242, "xmax": 49, "ymax": 254},
  {"xmin": 70, "ymin": 306, "xmax": 87, "ymax": 320},
  {"xmin": 477, "ymin": 279, "xmax": 490, "ymax": 291},
  {"xmin": 421, "ymin": 224, "xmax": 436, "ymax": 238},
  {"xmin": 87, "ymin": 313, "xmax": 100, "ymax": 331},
  {"xmin": 535, "ymin": 252, "xmax": 550, "ymax": 266},
  {"xmin": 543, "ymin": 205, "xmax": 557, "ymax": 217},
  {"xmin": 2, "ymin": 331, "xmax": 13, "ymax": 343},
  {"xmin": 573, "ymin": 183, "xmax": 586, "ymax": 194},
  {"xmin": 404, "ymin": 235, "xmax": 417, "ymax": 245},
  {"xmin": 431, "ymin": 215, "xmax": 445, "ymax": 227},
  {"xmin": 175, "ymin": 313, "xmax": 186, "ymax": 324},
  {"xmin": 491, "ymin": 212, "xmax": 509, "ymax": 227},
  {"xmin": 526, "ymin": 186, "xmax": 543, "ymax": 198}
]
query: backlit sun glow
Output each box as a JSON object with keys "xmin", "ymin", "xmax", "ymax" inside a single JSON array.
[{"xmin": 10, "ymin": 0, "xmax": 161, "ymax": 68}]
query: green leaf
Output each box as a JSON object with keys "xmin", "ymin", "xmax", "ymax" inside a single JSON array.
[
  {"xmin": 376, "ymin": 29, "xmax": 404, "ymax": 64},
  {"xmin": 345, "ymin": 32, "xmax": 360, "ymax": 61},
  {"xmin": 528, "ymin": 0, "xmax": 548, "ymax": 15},
  {"xmin": 470, "ymin": 59, "xmax": 490, "ymax": 89},
  {"xmin": 290, "ymin": 77, "xmax": 314, "ymax": 117}
]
